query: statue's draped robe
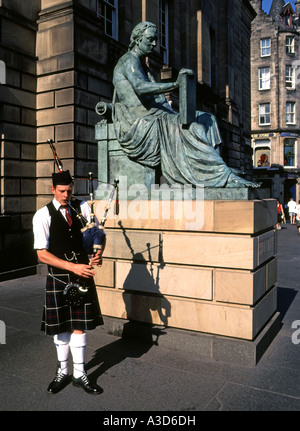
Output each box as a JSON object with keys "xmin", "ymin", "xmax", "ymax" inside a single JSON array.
[{"xmin": 112, "ymin": 54, "xmax": 232, "ymax": 187}]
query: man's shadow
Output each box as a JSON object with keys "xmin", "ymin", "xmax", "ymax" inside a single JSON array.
[{"xmin": 85, "ymin": 221, "xmax": 171, "ymax": 386}]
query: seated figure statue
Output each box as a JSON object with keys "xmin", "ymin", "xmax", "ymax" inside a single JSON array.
[{"xmin": 112, "ymin": 21, "xmax": 258, "ymax": 188}]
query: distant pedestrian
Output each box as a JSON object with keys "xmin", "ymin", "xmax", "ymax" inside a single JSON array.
[
  {"xmin": 287, "ymin": 197, "xmax": 297, "ymax": 224},
  {"xmin": 296, "ymin": 200, "xmax": 300, "ymax": 234},
  {"xmin": 276, "ymin": 199, "xmax": 284, "ymax": 230}
]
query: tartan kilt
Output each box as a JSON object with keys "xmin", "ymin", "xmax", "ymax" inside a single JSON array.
[{"xmin": 41, "ymin": 273, "xmax": 104, "ymax": 335}]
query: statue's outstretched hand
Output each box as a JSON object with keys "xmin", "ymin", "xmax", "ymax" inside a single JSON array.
[{"xmin": 178, "ymin": 68, "xmax": 194, "ymax": 77}]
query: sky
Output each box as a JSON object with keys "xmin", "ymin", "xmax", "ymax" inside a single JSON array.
[{"xmin": 262, "ymin": 0, "xmax": 297, "ymax": 13}]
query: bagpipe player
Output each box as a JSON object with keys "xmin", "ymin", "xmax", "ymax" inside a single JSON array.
[{"xmin": 32, "ymin": 169, "xmax": 104, "ymax": 395}]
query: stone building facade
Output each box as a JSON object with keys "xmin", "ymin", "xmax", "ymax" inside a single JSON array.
[
  {"xmin": 0, "ymin": 0, "xmax": 256, "ymax": 277},
  {"xmin": 250, "ymin": 0, "xmax": 300, "ymax": 204}
]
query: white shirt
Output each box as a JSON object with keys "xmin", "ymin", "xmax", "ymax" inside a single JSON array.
[
  {"xmin": 33, "ymin": 198, "xmax": 92, "ymax": 250},
  {"xmin": 288, "ymin": 200, "xmax": 297, "ymax": 213},
  {"xmin": 296, "ymin": 204, "xmax": 300, "ymax": 221}
]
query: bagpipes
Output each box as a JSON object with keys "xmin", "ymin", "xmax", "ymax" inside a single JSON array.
[{"xmin": 48, "ymin": 138, "xmax": 119, "ymax": 306}]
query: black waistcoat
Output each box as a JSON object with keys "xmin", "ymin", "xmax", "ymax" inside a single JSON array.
[{"xmin": 47, "ymin": 199, "xmax": 88, "ymax": 272}]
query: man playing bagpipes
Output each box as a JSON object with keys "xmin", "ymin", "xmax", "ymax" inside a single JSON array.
[{"xmin": 33, "ymin": 169, "xmax": 104, "ymax": 395}]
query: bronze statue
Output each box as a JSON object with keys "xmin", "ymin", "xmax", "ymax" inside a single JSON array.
[{"xmin": 112, "ymin": 21, "xmax": 258, "ymax": 188}]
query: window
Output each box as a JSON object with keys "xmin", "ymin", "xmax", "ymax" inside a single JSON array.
[
  {"xmin": 261, "ymin": 38, "xmax": 271, "ymax": 57},
  {"xmin": 97, "ymin": 0, "xmax": 118, "ymax": 39},
  {"xmin": 259, "ymin": 103, "xmax": 271, "ymax": 125},
  {"xmin": 286, "ymin": 36, "xmax": 295, "ymax": 54},
  {"xmin": 259, "ymin": 67, "xmax": 270, "ymax": 90},
  {"xmin": 286, "ymin": 65, "xmax": 295, "ymax": 89},
  {"xmin": 159, "ymin": 0, "xmax": 169, "ymax": 64},
  {"xmin": 286, "ymin": 102, "xmax": 296, "ymax": 124},
  {"xmin": 254, "ymin": 140, "xmax": 271, "ymax": 167},
  {"xmin": 284, "ymin": 138, "xmax": 296, "ymax": 167},
  {"xmin": 284, "ymin": 14, "xmax": 292, "ymax": 28}
]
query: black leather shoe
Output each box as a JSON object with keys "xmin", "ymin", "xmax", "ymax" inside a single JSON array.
[
  {"xmin": 47, "ymin": 371, "xmax": 70, "ymax": 394},
  {"xmin": 72, "ymin": 373, "xmax": 102, "ymax": 395}
]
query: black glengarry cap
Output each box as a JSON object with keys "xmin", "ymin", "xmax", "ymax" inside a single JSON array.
[{"xmin": 52, "ymin": 170, "xmax": 73, "ymax": 186}]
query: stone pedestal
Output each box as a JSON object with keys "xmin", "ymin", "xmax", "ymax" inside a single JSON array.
[{"xmin": 94, "ymin": 198, "xmax": 280, "ymax": 364}]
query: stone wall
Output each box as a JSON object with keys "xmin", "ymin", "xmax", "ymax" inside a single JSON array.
[{"xmin": 0, "ymin": 0, "xmax": 40, "ymax": 276}]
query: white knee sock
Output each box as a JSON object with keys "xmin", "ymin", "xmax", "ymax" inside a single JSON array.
[
  {"xmin": 53, "ymin": 332, "xmax": 71, "ymax": 375},
  {"xmin": 69, "ymin": 332, "xmax": 87, "ymax": 378}
]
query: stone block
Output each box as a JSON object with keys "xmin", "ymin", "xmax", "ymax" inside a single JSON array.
[
  {"xmin": 37, "ymin": 196, "xmax": 51, "ymax": 210},
  {"xmin": 37, "ymin": 54, "xmax": 74, "ymax": 75},
  {"xmin": 258, "ymin": 230, "xmax": 277, "ymax": 266},
  {"xmin": 56, "ymin": 123, "xmax": 74, "ymax": 141},
  {"xmin": 214, "ymin": 257, "xmax": 277, "ymax": 305},
  {"xmin": 3, "ymin": 160, "xmax": 35, "ymax": 178},
  {"xmin": 163, "ymin": 230, "xmax": 276, "ymax": 270},
  {"xmin": 37, "ymin": 143, "xmax": 52, "ymax": 160},
  {"xmin": 214, "ymin": 199, "xmax": 277, "ymax": 233},
  {"xmin": 38, "ymin": 140, "xmax": 74, "ymax": 161},
  {"xmin": 37, "ymin": 71, "xmax": 74, "ymax": 93},
  {"xmin": 3, "ymin": 196, "xmax": 35, "ymax": 213},
  {"xmin": 267, "ymin": 257, "xmax": 277, "ymax": 289},
  {"xmin": 2, "ymin": 19, "xmax": 35, "ymax": 55},
  {"xmin": 21, "ymin": 179, "xmax": 35, "ymax": 195},
  {"xmin": 104, "ymin": 230, "xmax": 161, "ymax": 262},
  {"xmin": 2, "ymin": 123, "xmax": 35, "ymax": 142},
  {"xmin": 0, "ymin": 86, "xmax": 35, "ymax": 109},
  {"xmin": 5, "ymin": 69, "xmax": 21, "ymax": 88},
  {"xmin": 37, "ymin": 106, "xmax": 74, "ymax": 126},
  {"xmin": 97, "ymin": 285, "xmax": 277, "ymax": 340},
  {"xmin": 21, "ymin": 109, "xmax": 36, "ymax": 126},
  {"xmin": 56, "ymin": 88, "xmax": 74, "ymax": 107},
  {"xmin": 37, "ymin": 92, "xmax": 55, "ymax": 109},
  {"xmin": 75, "ymin": 107, "xmax": 87, "ymax": 124},
  {"xmin": 37, "ymin": 160, "xmax": 55, "ymax": 177},
  {"xmin": 22, "ymin": 74, "xmax": 36, "ymax": 92},
  {"xmin": 36, "ymin": 23, "xmax": 74, "ymax": 60},
  {"xmin": 37, "ymin": 126, "xmax": 55, "ymax": 143},
  {"xmin": 2, "ymin": 105, "xmax": 21, "ymax": 123},
  {"xmin": 1, "ymin": 141, "xmax": 20, "ymax": 158},
  {"xmin": 21, "ymin": 143, "xmax": 35, "ymax": 160},
  {"xmin": 94, "ymin": 259, "xmax": 115, "ymax": 288},
  {"xmin": 163, "ymin": 232, "xmax": 254, "ymax": 269},
  {"xmin": 41, "ymin": 0, "xmax": 67, "ymax": 10},
  {"xmin": 115, "ymin": 261, "xmax": 213, "ymax": 300},
  {"xmin": 94, "ymin": 198, "xmax": 276, "ymax": 234},
  {"xmin": 37, "ymin": 178, "xmax": 52, "ymax": 194},
  {"xmin": 1, "ymin": 179, "xmax": 20, "ymax": 195},
  {"xmin": 75, "ymin": 124, "xmax": 94, "ymax": 143},
  {"xmin": 95, "ymin": 199, "xmax": 208, "ymax": 232}
]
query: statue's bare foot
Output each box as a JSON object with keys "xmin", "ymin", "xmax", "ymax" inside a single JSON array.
[{"xmin": 226, "ymin": 173, "xmax": 260, "ymax": 188}]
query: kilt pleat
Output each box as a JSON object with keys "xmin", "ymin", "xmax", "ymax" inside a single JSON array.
[{"xmin": 41, "ymin": 274, "xmax": 104, "ymax": 335}]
